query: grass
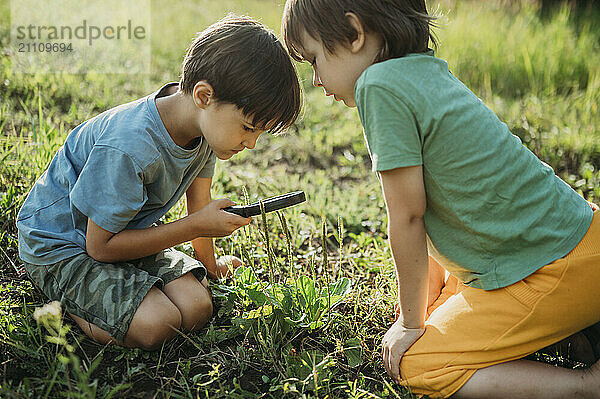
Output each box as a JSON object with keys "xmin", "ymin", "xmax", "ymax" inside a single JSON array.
[{"xmin": 1, "ymin": 0, "xmax": 599, "ymax": 397}]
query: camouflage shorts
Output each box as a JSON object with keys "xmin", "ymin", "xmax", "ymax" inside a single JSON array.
[{"xmin": 22, "ymin": 248, "xmax": 207, "ymax": 343}]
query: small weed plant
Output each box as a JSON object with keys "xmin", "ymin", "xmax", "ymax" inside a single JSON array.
[{"xmin": 212, "ymin": 196, "xmax": 353, "ymax": 364}]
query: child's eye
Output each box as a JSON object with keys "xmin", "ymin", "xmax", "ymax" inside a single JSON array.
[{"xmin": 243, "ymin": 125, "xmax": 256, "ymax": 132}]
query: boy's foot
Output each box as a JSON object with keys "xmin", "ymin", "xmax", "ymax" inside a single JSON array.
[
  {"xmin": 541, "ymin": 321, "xmax": 600, "ymax": 366},
  {"xmin": 580, "ymin": 322, "xmax": 600, "ymax": 363}
]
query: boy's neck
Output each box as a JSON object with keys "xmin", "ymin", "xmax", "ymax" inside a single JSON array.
[{"xmin": 155, "ymin": 88, "xmax": 201, "ymax": 149}]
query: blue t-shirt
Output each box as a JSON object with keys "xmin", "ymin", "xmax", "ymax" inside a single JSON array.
[{"xmin": 17, "ymin": 83, "xmax": 216, "ymax": 265}]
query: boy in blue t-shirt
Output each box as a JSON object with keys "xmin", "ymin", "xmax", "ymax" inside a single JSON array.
[
  {"xmin": 282, "ymin": 0, "xmax": 600, "ymax": 398},
  {"xmin": 17, "ymin": 16, "xmax": 301, "ymax": 350}
]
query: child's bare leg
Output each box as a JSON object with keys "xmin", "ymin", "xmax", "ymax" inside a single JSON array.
[
  {"xmin": 427, "ymin": 256, "xmax": 445, "ymax": 308},
  {"xmin": 162, "ymin": 272, "xmax": 213, "ymax": 332},
  {"xmin": 69, "ymin": 312, "xmax": 119, "ymax": 345},
  {"xmin": 69, "ymin": 286, "xmax": 182, "ymax": 350},
  {"xmin": 452, "ymin": 359, "xmax": 600, "ymax": 399}
]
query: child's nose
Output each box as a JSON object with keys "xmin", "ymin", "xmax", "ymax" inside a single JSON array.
[
  {"xmin": 312, "ymin": 70, "xmax": 322, "ymax": 87},
  {"xmin": 244, "ymin": 135, "xmax": 259, "ymax": 150}
]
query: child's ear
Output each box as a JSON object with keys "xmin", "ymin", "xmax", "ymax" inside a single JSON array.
[
  {"xmin": 344, "ymin": 12, "xmax": 366, "ymax": 54},
  {"xmin": 192, "ymin": 81, "xmax": 214, "ymax": 109}
]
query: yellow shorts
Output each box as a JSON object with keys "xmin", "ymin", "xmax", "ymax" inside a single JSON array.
[{"xmin": 400, "ymin": 209, "xmax": 600, "ymax": 398}]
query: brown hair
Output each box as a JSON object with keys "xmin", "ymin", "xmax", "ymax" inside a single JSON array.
[
  {"xmin": 181, "ymin": 15, "xmax": 301, "ymax": 133},
  {"xmin": 282, "ymin": 0, "xmax": 437, "ymax": 63}
]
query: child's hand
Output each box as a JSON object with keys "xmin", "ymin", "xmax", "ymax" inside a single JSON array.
[
  {"xmin": 191, "ymin": 199, "xmax": 251, "ymax": 237},
  {"xmin": 381, "ymin": 319, "xmax": 426, "ymax": 383},
  {"xmin": 207, "ymin": 255, "xmax": 242, "ymax": 279}
]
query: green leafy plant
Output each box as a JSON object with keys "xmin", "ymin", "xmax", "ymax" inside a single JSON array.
[
  {"xmin": 216, "ymin": 265, "xmax": 351, "ymax": 335},
  {"xmin": 212, "ymin": 189, "xmax": 353, "ymax": 349}
]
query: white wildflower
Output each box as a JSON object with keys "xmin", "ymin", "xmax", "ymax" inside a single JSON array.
[{"xmin": 33, "ymin": 300, "xmax": 62, "ymax": 322}]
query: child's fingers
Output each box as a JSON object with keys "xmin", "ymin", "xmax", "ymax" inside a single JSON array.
[
  {"xmin": 217, "ymin": 255, "xmax": 243, "ymax": 268},
  {"xmin": 389, "ymin": 352, "xmax": 402, "ymax": 382},
  {"xmin": 381, "ymin": 327, "xmax": 397, "ymax": 380},
  {"xmin": 222, "ymin": 214, "xmax": 252, "ymax": 233},
  {"xmin": 226, "ymin": 214, "xmax": 251, "ymax": 227},
  {"xmin": 382, "ymin": 345, "xmax": 391, "ymax": 377},
  {"xmin": 213, "ymin": 198, "xmax": 237, "ymax": 209},
  {"xmin": 382, "ymin": 342, "xmax": 402, "ymax": 382},
  {"xmin": 381, "ymin": 322, "xmax": 426, "ymax": 382}
]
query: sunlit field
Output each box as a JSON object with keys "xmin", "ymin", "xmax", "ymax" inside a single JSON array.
[{"xmin": 1, "ymin": 0, "xmax": 599, "ymax": 397}]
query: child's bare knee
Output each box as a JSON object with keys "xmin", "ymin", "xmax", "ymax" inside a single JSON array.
[
  {"xmin": 126, "ymin": 288, "xmax": 182, "ymax": 350},
  {"xmin": 134, "ymin": 307, "xmax": 182, "ymax": 350},
  {"xmin": 180, "ymin": 290, "xmax": 213, "ymax": 332},
  {"xmin": 163, "ymin": 273, "xmax": 214, "ymax": 332}
]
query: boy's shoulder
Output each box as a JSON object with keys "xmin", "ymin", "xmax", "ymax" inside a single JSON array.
[
  {"xmin": 358, "ymin": 51, "xmax": 448, "ymax": 90},
  {"xmin": 82, "ymin": 93, "xmax": 150, "ymax": 139},
  {"xmin": 75, "ymin": 86, "xmax": 174, "ymax": 168}
]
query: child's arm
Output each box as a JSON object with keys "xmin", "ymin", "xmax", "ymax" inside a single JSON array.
[
  {"xmin": 85, "ymin": 186, "xmax": 250, "ymax": 263},
  {"xmin": 395, "ymin": 256, "xmax": 446, "ymax": 320},
  {"xmin": 185, "ymin": 177, "xmax": 241, "ymax": 279},
  {"xmin": 382, "ymin": 165, "xmax": 429, "ymax": 327},
  {"xmin": 185, "ymin": 177, "xmax": 217, "ymax": 277},
  {"xmin": 379, "ymin": 165, "xmax": 429, "ymax": 382}
]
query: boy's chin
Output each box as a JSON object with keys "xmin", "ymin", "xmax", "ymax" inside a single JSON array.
[
  {"xmin": 215, "ymin": 152, "xmax": 234, "ymax": 160},
  {"xmin": 343, "ymin": 98, "xmax": 357, "ymax": 108}
]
